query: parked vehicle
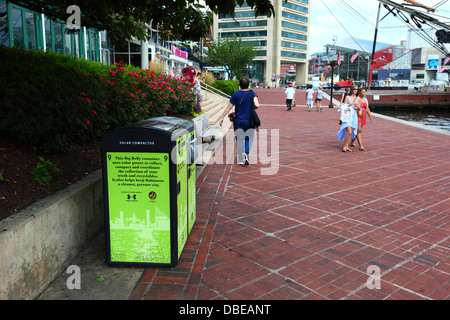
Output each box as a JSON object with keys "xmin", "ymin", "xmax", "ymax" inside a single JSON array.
[{"xmin": 322, "ymin": 83, "xmax": 341, "ymax": 90}]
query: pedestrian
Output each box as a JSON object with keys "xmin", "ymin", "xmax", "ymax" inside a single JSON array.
[
  {"xmin": 219, "ymin": 77, "xmax": 260, "ymax": 165},
  {"xmin": 306, "ymin": 85, "xmax": 314, "ymax": 112},
  {"xmin": 336, "ymin": 84, "xmax": 360, "ymax": 152},
  {"xmin": 340, "ymin": 87, "xmax": 350, "ymax": 107},
  {"xmin": 170, "ymin": 66, "xmax": 179, "ymax": 78},
  {"xmin": 285, "ymin": 83, "xmax": 296, "ymax": 111},
  {"xmin": 315, "ymin": 86, "xmax": 323, "ymax": 112},
  {"xmin": 350, "ymin": 88, "xmax": 373, "ymax": 150},
  {"xmin": 182, "ymin": 62, "xmax": 196, "ymax": 84},
  {"xmin": 193, "ymin": 72, "xmax": 203, "ymax": 113},
  {"xmin": 152, "ymin": 51, "xmax": 161, "ymax": 64}
]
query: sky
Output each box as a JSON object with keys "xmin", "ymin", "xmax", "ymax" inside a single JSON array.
[{"xmin": 308, "ymin": 0, "xmax": 450, "ymax": 57}]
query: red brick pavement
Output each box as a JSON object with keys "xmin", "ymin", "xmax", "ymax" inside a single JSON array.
[{"xmin": 131, "ymin": 88, "xmax": 450, "ymax": 300}]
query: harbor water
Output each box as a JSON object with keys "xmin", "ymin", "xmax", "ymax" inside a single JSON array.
[{"xmin": 374, "ymin": 108, "xmax": 450, "ymax": 132}]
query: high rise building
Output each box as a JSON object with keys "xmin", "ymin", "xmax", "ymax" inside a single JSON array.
[{"xmin": 212, "ymin": 0, "xmax": 309, "ymax": 86}]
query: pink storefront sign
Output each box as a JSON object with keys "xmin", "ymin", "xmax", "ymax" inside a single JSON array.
[{"xmin": 172, "ymin": 45, "xmax": 188, "ymax": 60}]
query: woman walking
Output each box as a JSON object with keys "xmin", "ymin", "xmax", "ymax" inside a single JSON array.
[
  {"xmin": 351, "ymin": 88, "xmax": 373, "ymax": 150},
  {"xmin": 336, "ymin": 85, "xmax": 360, "ymax": 152},
  {"xmin": 219, "ymin": 77, "xmax": 260, "ymax": 165},
  {"xmin": 315, "ymin": 86, "xmax": 323, "ymax": 112}
]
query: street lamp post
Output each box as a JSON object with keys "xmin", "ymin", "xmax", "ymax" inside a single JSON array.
[
  {"xmin": 328, "ymin": 60, "xmax": 337, "ymax": 108},
  {"xmin": 328, "ymin": 36, "xmax": 338, "ymax": 108}
]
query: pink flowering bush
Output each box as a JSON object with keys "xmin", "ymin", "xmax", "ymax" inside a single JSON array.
[
  {"xmin": 0, "ymin": 45, "xmax": 195, "ymax": 152},
  {"xmin": 78, "ymin": 61, "xmax": 196, "ymax": 141}
]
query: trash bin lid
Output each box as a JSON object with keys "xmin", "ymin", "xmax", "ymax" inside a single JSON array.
[
  {"xmin": 150, "ymin": 116, "xmax": 194, "ymax": 131},
  {"xmin": 131, "ymin": 118, "xmax": 186, "ymax": 133}
]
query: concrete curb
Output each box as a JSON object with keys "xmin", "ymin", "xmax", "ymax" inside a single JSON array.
[{"xmin": 0, "ymin": 170, "xmax": 104, "ymax": 300}]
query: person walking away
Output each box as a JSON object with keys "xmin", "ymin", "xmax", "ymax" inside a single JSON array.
[
  {"xmin": 306, "ymin": 85, "xmax": 314, "ymax": 112},
  {"xmin": 350, "ymin": 88, "xmax": 373, "ymax": 150},
  {"xmin": 336, "ymin": 85, "xmax": 360, "ymax": 152},
  {"xmin": 219, "ymin": 77, "xmax": 260, "ymax": 165},
  {"xmin": 316, "ymin": 86, "xmax": 323, "ymax": 112},
  {"xmin": 285, "ymin": 83, "xmax": 296, "ymax": 111},
  {"xmin": 340, "ymin": 88, "xmax": 349, "ymax": 107},
  {"xmin": 193, "ymin": 72, "xmax": 203, "ymax": 113}
]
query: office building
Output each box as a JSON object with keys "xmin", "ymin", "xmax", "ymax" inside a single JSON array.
[{"xmin": 212, "ymin": 0, "xmax": 310, "ymax": 86}]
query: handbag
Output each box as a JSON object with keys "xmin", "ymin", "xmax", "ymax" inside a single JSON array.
[
  {"xmin": 249, "ymin": 90, "xmax": 261, "ymax": 129},
  {"xmin": 291, "ymin": 100, "xmax": 296, "ymax": 108},
  {"xmin": 339, "ymin": 104, "xmax": 352, "ymax": 123}
]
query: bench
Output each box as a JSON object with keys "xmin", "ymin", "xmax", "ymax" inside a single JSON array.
[{"xmin": 193, "ymin": 113, "xmax": 222, "ymax": 142}]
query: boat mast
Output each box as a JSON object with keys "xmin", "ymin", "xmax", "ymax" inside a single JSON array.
[{"xmin": 369, "ymin": 2, "xmax": 382, "ymax": 87}]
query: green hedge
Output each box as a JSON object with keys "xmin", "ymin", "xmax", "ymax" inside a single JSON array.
[
  {"xmin": 0, "ymin": 45, "xmax": 196, "ymax": 152},
  {"xmin": 212, "ymin": 80, "xmax": 239, "ymax": 96}
]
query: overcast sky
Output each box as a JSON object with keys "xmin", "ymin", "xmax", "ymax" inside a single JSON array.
[{"xmin": 308, "ymin": 0, "xmax": 450, "ymax": 57}]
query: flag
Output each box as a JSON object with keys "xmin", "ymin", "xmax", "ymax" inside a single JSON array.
[
  {"xmin": 337, "ymin": 52, "xmax": 341, "ymax": 66},
  {"xmin": 444, "ymin": 55, "xmax": 450, "ymax": 66},
  {"xmin": 350, "ymin": 50, "xmax": 359, "ymax": 63},
  {"xmin": 440, "ymin": 55, "xmax": 450, "ymax": 72},
  {"xmin": 439, "ymin": 56, "xmax": 450, "ymax": 73}
]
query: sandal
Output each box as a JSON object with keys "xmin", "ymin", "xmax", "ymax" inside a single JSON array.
[
  {"xmin": 359, "ymin": 147, "xmax": 365, "ymax": 151},
  {"xmin": 350, "ymin": 143, "xmax": 357, "ymax": 147}
]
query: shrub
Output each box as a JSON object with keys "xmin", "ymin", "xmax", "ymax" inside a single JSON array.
[
  {"xmin": 212, "ymin": 80, "xmax": 239, "ymax": 96},
  {"xmin": 202, "ymin": 71, "xmax": 215, "ymax": 86},
  {"xmin": 0, "ymin": 45, "xmax": 196, "ymax": 152}
]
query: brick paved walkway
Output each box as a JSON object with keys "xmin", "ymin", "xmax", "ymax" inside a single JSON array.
[{"xmin": 131, "ymin": 88, "xmax": 450, "ymax": 300}]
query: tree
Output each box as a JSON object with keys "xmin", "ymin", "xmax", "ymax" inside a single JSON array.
[
  {"xmin": 6, "ymin": 0, "xmax": 275, "ymax": 45},
  {"xmin": 204, "ymin": 35, "xmax": 259, "ymax": 79}
]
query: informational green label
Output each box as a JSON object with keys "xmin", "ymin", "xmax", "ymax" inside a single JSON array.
[
  {"xmin": 176, "ymin": 135, "xmax": 188, "ymax": 259},
  {"xmin": 106, "ymin": 152, "xmax": 171, "ymax": 264},
  {"xmin": 188, "ymin": 130, "xmax": 196, "ymax": 234}
]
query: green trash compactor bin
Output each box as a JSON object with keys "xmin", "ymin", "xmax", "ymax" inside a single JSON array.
[{"xmin": 101, "ymin": 116, "xmax": 196, "ymax": 267}]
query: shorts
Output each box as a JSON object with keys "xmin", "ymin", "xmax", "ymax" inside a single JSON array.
[
  {"xmin": 316, "ymin": 98, "xmax": 322, "ymax": 101},
  {"xmin": 307, "ymin": 98, "xmax": 313, "ymax": 105},
  {"xmin": 196, "ymin": 92, "xmax": 203, "ymax": 101}
]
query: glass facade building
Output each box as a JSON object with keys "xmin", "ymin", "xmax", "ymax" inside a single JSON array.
[
  {"xmin": 0, "ymin": 1, "xmax": 109, "ymax": 62},
  {"xmin": 0, "ymin": 1, "xmax": 118, "ymax": 66},
  {"xmin": 213, "ymin": 0, "xmax": 309, "ymax": 86}
]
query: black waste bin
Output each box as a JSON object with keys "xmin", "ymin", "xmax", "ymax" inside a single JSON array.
[{"xmin": 101, "ymin": 117, "xmax": 196, "ymax": 267}]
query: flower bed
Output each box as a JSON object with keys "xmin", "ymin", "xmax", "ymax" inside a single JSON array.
[{"xmin": 0, "ymin": 46, "xmax": 196, "ymax": 153}]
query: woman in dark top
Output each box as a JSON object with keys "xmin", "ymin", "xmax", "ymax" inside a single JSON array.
[{"xmin": 219, "ymin": 78, "xmax": 260, "ymax": 165}]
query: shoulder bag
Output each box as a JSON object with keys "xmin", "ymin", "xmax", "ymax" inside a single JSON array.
[{"xmin": 249, "ymin": 90, "xmax": 261, "ymax": 129}]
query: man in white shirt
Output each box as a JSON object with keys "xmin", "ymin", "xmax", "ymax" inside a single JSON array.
[{"xmin": 284, "ymin": 83, "xmax": 296, "ymax": 111}]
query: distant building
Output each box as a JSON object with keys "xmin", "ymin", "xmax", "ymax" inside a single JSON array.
[
  {"xmin": 212, "ymin": 0, "xmax": 310, "ymax": 86},
  {"xmin": 308, "ymin": 52, "xmax": 325, "ymax": 75}
]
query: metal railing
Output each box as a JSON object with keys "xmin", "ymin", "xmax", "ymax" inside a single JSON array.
[{"xmin": 200, "ymin": 82, "xmax": 231, "ymax": 100}]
